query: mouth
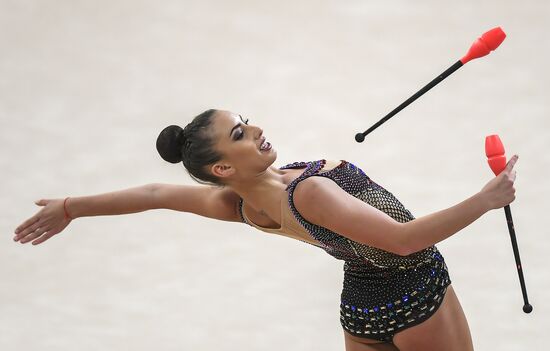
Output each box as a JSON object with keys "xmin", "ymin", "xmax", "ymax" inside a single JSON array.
[{"xmin": 259, "ymin": 137, "xmax": 272, "ymax": 152}]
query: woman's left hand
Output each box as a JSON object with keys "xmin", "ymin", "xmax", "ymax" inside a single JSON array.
[{"xmin": 13, "ymin": 198, "xmax": 72, "ymax": 245}]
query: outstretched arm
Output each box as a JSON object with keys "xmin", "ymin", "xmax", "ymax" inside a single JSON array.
[
  {"xmin": 294, "ymin": 155, "xmax": 518, "ymax": 256},
  {"xmin": 149, "ymin": 183, "xmax": 242, "ymax": 222},
  {"xmin": 14, "ymin": 183, "xmax": 242, "ymax": 245},
  {"xmin": 65, "ymin": 184, "xmax": 157, "ymax": 218},
  {"xmin": 14, "ymin": 184, "xmax": 156, "ymax": 245}
]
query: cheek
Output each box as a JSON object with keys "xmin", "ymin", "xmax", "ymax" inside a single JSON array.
[
  {"xmin": 245, "ymin": 143, "xmax": 259, "ymax": 153},
  {"xmin": 231, "ymin": 145, "xmax": 257, "ymax": 159}
]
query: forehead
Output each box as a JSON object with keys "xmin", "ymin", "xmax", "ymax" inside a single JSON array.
[
  {"xmin": 215, "ymin": 110, "xmax": 239, "ymax": 123},
  {"xmin": 212, "ymin": 110, "xmax": 241, "ymax": 139}
]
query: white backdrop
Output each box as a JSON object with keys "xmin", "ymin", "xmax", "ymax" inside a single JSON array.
[{"xmin": 1, "ymin": 1, "xmax": 548, "ymax": 350}]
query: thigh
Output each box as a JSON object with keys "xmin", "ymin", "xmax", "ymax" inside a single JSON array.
[
  {"xmin": 392, "ymin": 285, "xmax": 473, "ymax": 351},
  {"xmin": 344, "ymin": 330, "xmax": 399, "ymax": 351}
]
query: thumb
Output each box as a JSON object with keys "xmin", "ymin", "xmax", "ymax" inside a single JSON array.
[
  {"xmin": 505, "ymin": 154, "xmax": 519, "ymax": 173},
  {"xmin": 35, "ymin": 199, "xmax": 48, "ymax": 206}
]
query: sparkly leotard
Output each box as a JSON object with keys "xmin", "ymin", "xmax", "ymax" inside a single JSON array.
[{"xmin": 238, "ymin": 159, "xmax": 451, "ymax": 343}]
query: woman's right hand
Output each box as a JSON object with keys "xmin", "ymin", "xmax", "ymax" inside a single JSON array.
[
  {"xmin": 479, "ymin": 154, "xmax": 518, "ymax": 211},
  {"xmin": 13, "ymin": 198, "xmax": 73, "ymax": 245}
]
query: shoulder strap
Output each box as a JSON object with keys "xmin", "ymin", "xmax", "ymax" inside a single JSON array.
[
  {"xmin": 284, "ymin": 159, "xmax": 327, "ymax": 191},
  {"xmin": 284, "ymin": 159, "xmax": 327, "ymax": 230}
]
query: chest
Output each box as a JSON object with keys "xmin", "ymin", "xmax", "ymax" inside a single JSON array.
[
  {"xmin": 243, "ymin": 160, "xmax": 344, "ymax": 229},
  {"xmin": 242, "ymin": 168, "xmax": 304, "ymax": 228}
]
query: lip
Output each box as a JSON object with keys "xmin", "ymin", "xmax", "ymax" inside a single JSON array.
[
  {"xmin": 258, "ymin": 137, "xmax": 266, "ymax": 150},
  {"xmin": 259, "ymin": 137, "xmax": 273, "ymax": 152}
]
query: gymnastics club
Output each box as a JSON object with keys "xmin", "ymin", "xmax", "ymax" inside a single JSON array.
[
  {"xmin": 485, "ymin": 135, "xmax": 533, "ymax": 314},
  {"xmin": 355, "ymin": 27, "xmax": 506, "ymax": 142}
]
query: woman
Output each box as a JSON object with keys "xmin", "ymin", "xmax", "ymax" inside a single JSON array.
[{"xmin": 14, "ymin": 109, "xmax": 518, "ymax": 350}]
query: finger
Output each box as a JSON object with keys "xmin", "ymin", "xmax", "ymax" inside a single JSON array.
[
  {"xmin": 16, "ymin": 219, "xmax": 52, "ymax": 241},
  {"xmin": 505, "ymin": 154, "xmax": 519, "ymax": 172},
  {"xmin": 15, "ymin": 216, "xmax": 40, "ymax": 235},
  {"xmin": 14, "ymin": 220, "xmax": 42, "ymax": 241},
  {"xmin": 20, "ymin": 224, "xmax": 51, "ymax": 243},
  {"xmin": 20, "ymin": 229, "xmax": 45, "ymax": 244},
  {"xmin": 32, "ymin": 230, "xmax": 59, "ymax": 245},
  {"xmin": 15, "ymin": 220, "xmax": 41, "ymax": 240},
  {"xmin": 34, "ymin": 199, "xmax": 48, "ymax": 206}
]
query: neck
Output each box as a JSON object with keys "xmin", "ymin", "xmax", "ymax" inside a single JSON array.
[{"xmin": 228, "ymin": 166, "xmax": 290, "ymax": 212}]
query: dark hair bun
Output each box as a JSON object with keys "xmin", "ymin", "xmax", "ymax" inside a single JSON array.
[{"xmin": 156, "ymin": 125, "xmax": 185, "ymax": 163}]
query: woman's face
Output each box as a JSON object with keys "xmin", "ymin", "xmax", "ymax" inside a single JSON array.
[{"xmin": 209, "ymin": 110, "xmax": 277, "ymax": 180}]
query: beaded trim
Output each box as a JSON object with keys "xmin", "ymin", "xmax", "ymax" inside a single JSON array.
[
  {"xmin": 237, "ymin": 198, "xmax": 247, "ymax": 224},
  {"xmin": 281, "ymin": 160, "xmax": 325, "ymax": 193},
  {"xmin": 340, "ymin": 260, "xmax": 451, "ymax": 342}
]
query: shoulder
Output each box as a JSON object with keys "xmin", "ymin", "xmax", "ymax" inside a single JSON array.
[
  {"xmin": 196, "ymin": 187, "xmax": 244, "ymax": 222},
  {"xmin": 292, "ymin": 176, "xmax": 344, "ymax": 223},
  {"xmin": 293, "ymin": 175, "xmax": 336, "ymax": 197}
]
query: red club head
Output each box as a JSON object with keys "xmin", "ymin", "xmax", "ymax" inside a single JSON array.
[
  {"xmin": 461, "ymin": 27, "xmax": 506, "ymax": 64},
  {"xmin": 485, "ymin": 134, "xmax": 507, "ymax": 175}
]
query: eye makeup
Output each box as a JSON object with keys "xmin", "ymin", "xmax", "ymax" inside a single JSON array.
[{"xmin": 233, "ymin": 115, "xmax": 250, "ymax": 140}]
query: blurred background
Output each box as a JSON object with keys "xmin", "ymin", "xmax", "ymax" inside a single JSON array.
[{"xmin": 1, "ymin": 0, "xmax": 548, "ymax": 350}]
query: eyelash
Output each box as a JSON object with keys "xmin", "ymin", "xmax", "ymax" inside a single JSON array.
[{"xmin": 235, "ymin": 117, "xmax": 250, "ymax": 140}]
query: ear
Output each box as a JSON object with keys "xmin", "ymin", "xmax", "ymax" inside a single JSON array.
[{"xmin": 211, "ymin": 163, "xmax": 235, "ymax": 178}]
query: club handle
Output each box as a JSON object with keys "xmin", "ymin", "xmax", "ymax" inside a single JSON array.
[
  {"xmin": 503, "ymin": 205, "xmax": 533, "ymax": 313},
  {"xmin": 356, "ymin": 60, "xmax": 463, "ymax": 142}
]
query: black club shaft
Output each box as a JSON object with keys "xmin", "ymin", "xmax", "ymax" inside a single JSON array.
[
  {"xmin": 504, "ymin": 205, "xmax": 533, "ymax": 313},
  {"xmin": 355, "ymin": 60, "xmax": 463, "ymax": 142}
]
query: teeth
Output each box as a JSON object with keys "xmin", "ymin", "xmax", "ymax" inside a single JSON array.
[{"xmin": 260, "ymin": 141, "xmax": 270, "ymax": 150}]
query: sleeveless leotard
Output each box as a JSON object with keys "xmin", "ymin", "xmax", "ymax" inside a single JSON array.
[{"xmin": 238, "ymin": 159, "xmax": 451, "ymax": 342}]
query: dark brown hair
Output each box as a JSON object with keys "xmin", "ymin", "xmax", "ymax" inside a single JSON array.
[{"xmin": 156, "ymin": 109, "xmax": 225, "ymax": 187}]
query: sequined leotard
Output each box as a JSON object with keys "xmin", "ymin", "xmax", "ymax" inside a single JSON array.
[{"xmin": 238, "ymin": 159, "xmax": 451, "ymax": 343}]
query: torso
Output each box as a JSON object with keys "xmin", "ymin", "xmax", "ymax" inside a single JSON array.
[{"xmin": 239, "ymin": 160, "xmax": 450, "ymax": 346}]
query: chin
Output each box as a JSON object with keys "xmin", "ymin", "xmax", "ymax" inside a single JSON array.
[{"xmin": 264, "ymin": 149, "xmax": 278, "ymax": 166}]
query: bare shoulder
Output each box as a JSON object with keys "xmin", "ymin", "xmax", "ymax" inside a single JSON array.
[{"xmin": 208, "ymin": 186, "xmax": 243, "ymax": 223}]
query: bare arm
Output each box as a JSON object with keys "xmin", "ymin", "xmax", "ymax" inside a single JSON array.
[
  {"xmin": 14, "ymin": 183, "xmax": 242, "ymax": 245},
  {"xmin": 400, "ymin": 192, "xmax": 489, "ymax": 254},
  {"xmin": 149, "ymin": 183, "xmax": 241, "ymax": 222},
  {"xmin": 295, "ymin": 155, "xmax": 518, "ymax": 256},
  {"xmin": 402, "ymin": 155, "xmax": 518, "ymax": 253},
  {"xmin": 14, "ymin": 184, "xmax": 157, "ymax": 245},
  {"xmin": 68, "ymin": 183, "xmax": 241, "ymax": 220},
  {"xmin": 66, "ymin": 184, "xmax": 156, "ymax": 218}
]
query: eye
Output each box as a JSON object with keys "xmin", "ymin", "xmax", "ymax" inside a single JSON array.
[{"xmin": 235, "ymin": 115, "xmax": 249, "ymax": 140}]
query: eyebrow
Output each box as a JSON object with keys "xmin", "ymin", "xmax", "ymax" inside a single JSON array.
[{"xmin": 229, "ymin": 115, "xmax": 245, "ymax": 138}]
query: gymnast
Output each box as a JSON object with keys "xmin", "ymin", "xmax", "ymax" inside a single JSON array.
[{"xmin": 13, "ymin": 109, "xmax": 519, "ymax": 350}]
